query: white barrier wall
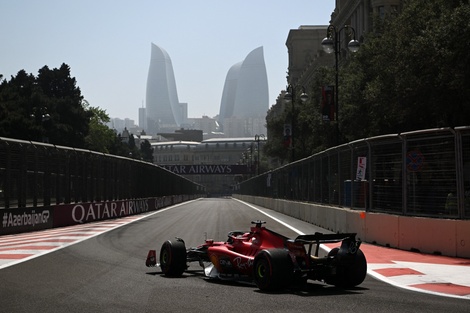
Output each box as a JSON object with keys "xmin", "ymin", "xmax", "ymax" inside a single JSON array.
[{"xmin": 234, "ymin": 195, "xmax": 470, "ymax": 258}]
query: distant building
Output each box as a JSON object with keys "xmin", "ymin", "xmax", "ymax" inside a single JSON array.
[
  {"xmin": 145, "ymin": 43, "xmax": 187, "ymax": 134},
  {"xmin": 106, "ymin": 117, "xmax": 138, "ymax": 135},
  {"xmin": 218, "ymin": 47, "xmax": 269, "ymax": 137},
  {"xmin": 121, "ymin": 127, "xmax": 130, "ymax": 143},
  {"xmin": 139, "ymin": 107, "xmax": 147, "ymax": 131},
  {"xmin": 158, "ymin": 129, "xmax": 203, "ymax": 142},
  {"xmin": 185, "ymin": 116, "xmax": 220, "ymax": 138},
  {"xmin": 152, "ymin": 137, "xmax": 265, "ymax": 195}
]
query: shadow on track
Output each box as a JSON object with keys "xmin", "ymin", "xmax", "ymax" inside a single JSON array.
[{"xmin": 146, "ymin": 268, "xmax": 369, "ymax": 296}]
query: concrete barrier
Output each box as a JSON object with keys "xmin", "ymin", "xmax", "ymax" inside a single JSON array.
[{"xmin": 234, "ymin": 195, "xmax": 470, "ymax": 259}]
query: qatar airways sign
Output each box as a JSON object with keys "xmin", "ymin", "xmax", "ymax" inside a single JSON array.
[
  {"xmin": 53, "ymin": 198, "xmax": 165, "ymax": 227},
  {"xmin": 162, "ymin": 164, "xmax": 251, "ymax": 175}
]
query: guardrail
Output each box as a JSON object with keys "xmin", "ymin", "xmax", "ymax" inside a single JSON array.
[
  {"xmin": 238, "ymin": 127, "xmax": 470, "ymax": 219},
  {"xmin": 233, "ymin": 194, "xmax": 470, "ymax": 258},
  {"xmin": 0, "ymin": 137, "xmax": 204, "ymax": 210}
]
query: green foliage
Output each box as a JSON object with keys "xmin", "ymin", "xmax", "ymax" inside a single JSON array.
[
  {"xmin": 265, "ymin": 0, "xmax": 470, "ymax": 165},
  {"xmin": 0, "ymin": 64, "xmax": 147, "ymax": 160},
  {"xmin": 107, "ymin": 133, "xmax": 141, "ymax": 159},
  {"xmin": 83, "ymin": 101, "xmax": 116, "ymax": 153},
  {"xmin": 263, "ymin": 106, "xmax": 289, "ymax": 165},
  {"xmin": 341, "ymin": 0, "xmax": 470, "ymax": 140},
  {"xmin": 0, "ymin": 64, "xmax": 90, "ymax": 147},
  {"xmin": 140, "ymin": 139, "xmax": 154, "ymax": 163}
]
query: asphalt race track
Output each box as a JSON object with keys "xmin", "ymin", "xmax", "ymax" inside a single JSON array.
[{"xmin": 0, "ymin": 198, "xmax": 468, "ymax": 313}]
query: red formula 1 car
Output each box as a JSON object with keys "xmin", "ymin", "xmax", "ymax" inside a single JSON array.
[{"xmin": 146, "ymin": 220, "xmax": 367, "ymax": 291}]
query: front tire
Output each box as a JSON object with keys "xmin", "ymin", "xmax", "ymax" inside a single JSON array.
[
  {"xmin": 160, "ymin": 239, "xmax": 187, "ymax": 277},
  {"xmin": 253, "ymin": 249, "xmax": 293, "ymax": 291}
]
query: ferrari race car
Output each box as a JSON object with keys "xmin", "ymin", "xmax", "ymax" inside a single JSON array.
[{"xmin": 146, "ymin": 220, "xmax": 367, "ymax": 291}]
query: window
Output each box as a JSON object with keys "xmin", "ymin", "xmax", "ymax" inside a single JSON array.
[{"xmin": 378, "ymin": 6, "xmax": 385, "ymax": 19}]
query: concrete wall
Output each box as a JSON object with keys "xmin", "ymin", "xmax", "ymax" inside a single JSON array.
[{"xmin": 234, "ymin": 195, "xmax": 470, "ymax": 258}]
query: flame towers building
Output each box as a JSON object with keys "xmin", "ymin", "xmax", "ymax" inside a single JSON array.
[
  {"xmin": 145, "ymin": 43, "xmax": 186, "ymax": 134},
  {"xmin": 145, "ymin": 44, "xmax": 268, "ymax": 137},
  {"xmin": 218, "ymin": 46, "xmax": 269, "ymax": 137}
]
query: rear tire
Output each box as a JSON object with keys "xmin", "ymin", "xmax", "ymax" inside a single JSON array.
[
  {"xmin": 343, "ymin": 248, "xmax": 367, "ymax": 287},
  {"xmin": 253, "ymin": 249, "xmax": 293, "ymax": 291},
  {"xmin": 159, "ymin": 239, "xmax": 187, "ymax": 277},
  {"xmin": 325, "ymin": 247, "xmax": 367, "ymax": 288}
]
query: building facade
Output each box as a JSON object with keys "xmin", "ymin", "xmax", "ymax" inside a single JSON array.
[
  {"xmin": 331, "ymin": 0, "xmax": 402, "ymax": 43},
  {"xmin": 285, "ymin": 25, "xmax": 333, "ymax": 87},
  {"xmin": 152, "ymin": 137, "xmax": 264, "ymax": 195},
  {"xmin": 186, "ymin": 116, "xmax": 220, "ymax": 138},
  {"xmin": 283, "ymin": 0, "xmax": 402, "ymax": 94}
]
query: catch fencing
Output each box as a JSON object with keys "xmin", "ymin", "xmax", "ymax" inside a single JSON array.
[
  {"xmin": 0, "ymin": 137, "xmax": 203, "ymax": 210},
  {"xmin": 239, "ymin": 127, "xmax": 470, "ymax": 219}
]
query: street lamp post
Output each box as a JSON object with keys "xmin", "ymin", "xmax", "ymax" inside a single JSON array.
[
  {"xmin": 284, "ymin": 85, "xmax": 308, "ymax": 162},
  {"xmin": 30, "ymin": 107, "xmax": 51, "ymax": 143},
  {"xmin": 321, "ymin": 25, "xmax": 360, "ymax": 144},
  {"xmin": 254, "ymin": 134, "xmax": 265, "ymax": 175}
]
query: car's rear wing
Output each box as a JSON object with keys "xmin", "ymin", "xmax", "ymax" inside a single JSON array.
[
  {"xmin": 294, "ymin": 232, "xmax": 357, "ymax": 244},
  {"xmin": 292, "ymin": 232, "xmax": 359, "ymax": 257}
]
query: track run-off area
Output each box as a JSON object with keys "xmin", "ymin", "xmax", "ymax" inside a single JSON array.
[{"xmin": 0, "ymin": 198, "xmax": 468, "ymax": 313}]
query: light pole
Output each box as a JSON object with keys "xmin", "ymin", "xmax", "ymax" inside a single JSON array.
[
  {"xmin": 284, "ymin": 85, "xmax": 308, "ymax": 162},
  {"xmin": 30, "ymin": 107, "xmax": 51, "ymax": 143},
  {"xmin": 254, "ymin": 134, "xmax": 265, "ymax": 175},
  {"xmin": 321, "ymin": 25, "xmax": 360, "ymax": 144}
]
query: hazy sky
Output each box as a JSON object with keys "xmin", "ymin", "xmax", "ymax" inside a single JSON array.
[{"xmin": 1, "ymin": 1, "xmax": 335, "ymax": 123}]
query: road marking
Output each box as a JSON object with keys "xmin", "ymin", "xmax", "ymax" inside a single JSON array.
[
  {"xmin": 233, "ymin": 198, "xmax": 308, "ymax": 236},
  {"xmin": 235, "ymin": 198, "xmax": 470, "ymax": 300},
  {"xmin": 0, "ymin": 200, "xmax": 196, "ymax": 270},
  {"xmin": 2, "ymin": 198, "xmax": 469, "ymax": 300}
]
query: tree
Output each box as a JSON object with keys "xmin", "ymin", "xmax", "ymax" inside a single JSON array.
[
  {"xmin": 140, "ymin": 139, "xmax": 154, "ymax": 163},
  {"xmin": 0, "ymin": 70, "xmax": 38, "ymax": 140},
  {"xmin": 83, "ymin": 101, "xmax": 116, "ymax": 153},
  {"xmin": 0, "ymin": 64, "xmax": 91, "ymax": 147},
  {"xmin": 36, "ymin": 64, "xmax": 91, "ymax": 147},
  {"xmin": 263, "ymin": 105, "xmax": 290, "ymax": 165},
  {"xmin": 340, "ymin": 0, "xmax": 470, "ymax": 141},
  {"xmin": 264, "ymin": 0, "xmax": 470, "ymax": 165},
  {"xmin": 297, "ymin": 67, "xmax": 339, "ymax": 153},
  {"xmin": 0, "ymin": 64, "xmax": 147, "ymax": 160}
]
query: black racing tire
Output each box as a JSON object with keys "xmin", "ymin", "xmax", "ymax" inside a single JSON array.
[
  {"xmin": 325, "ymin": 247, "xmax": 367, "ymax": 288},
  {"xmin": 324, "ymin": 247, "xmax": 340, "ymax": 286},
  {"xmin": 343, "ymin": 248, "xmax": 367, "ymax": 287},
  {"xmin": 159, "ymin": 239, "xmax": 187, "ymax": 277},
  {"xmin": 253, "ymin": 249, "xmax": 293, "ymax": 291}
]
